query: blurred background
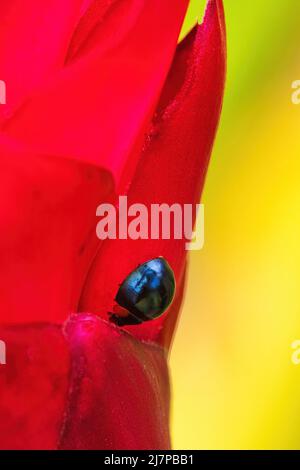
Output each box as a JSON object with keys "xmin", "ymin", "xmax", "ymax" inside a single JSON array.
[{"xmin": 170, "ymin": 0, "xmax": 300, "ymax": 449}]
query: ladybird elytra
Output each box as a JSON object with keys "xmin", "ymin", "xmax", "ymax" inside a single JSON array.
[{"xmin": 110, "ymin": 257, "xmax": 176, "ymax": 326}]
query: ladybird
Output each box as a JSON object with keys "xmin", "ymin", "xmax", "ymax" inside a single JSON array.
[{"xmin": 110, "ymin": 257, "xmax": 176, "ymax": 326}]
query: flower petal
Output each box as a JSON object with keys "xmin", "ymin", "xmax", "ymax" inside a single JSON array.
[
  {"xmin": 59, "ymin": 314, "xmax": 170, "ymax": 450},
  {"xmin": 0, "ymin": 323, "xmax": 70, "ymax": 449},
  {"xmin": 66, "ymin": 0, "xmax": 142, "ymax": 63},
  {"xmin": 0, "ymin": 0, "xmax": 84, "ymax": 123},
  {"xmin": 0, "ymin": 314, "xmax": 170, "ymax": 449},
  {"xmin": 4, "ymin": 0, "xmax": 189, "ymax": 188},
  {"xmin": 79, "ymin": 0, "xmax": 226, "ymax": 347},
  {"xmin": 0, "ymin": 136, "xmax": 115, "ymax": 324}
]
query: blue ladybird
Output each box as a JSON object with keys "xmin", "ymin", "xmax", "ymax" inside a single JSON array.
[{"xmin": 110, "ymin": 257, "xmax": 176, "ymax": 326}]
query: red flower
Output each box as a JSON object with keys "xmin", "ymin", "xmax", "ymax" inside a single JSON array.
[{"xmin": 0, "ymin": 0, "xmax": 226, "ymax": 449}]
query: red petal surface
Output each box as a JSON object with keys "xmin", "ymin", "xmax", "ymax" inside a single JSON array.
[
  {"xmin": 0, "ymin": 136, "xmax": 115, "ymax": 324},
  {"xmin": 60, "ymin": 314, "xmax": 170, "ymax": 450},
  {"xmin": 0, "ymin": 315, "xmax": 170, "ymax": 449},
  {"xmin": 0, "ymin": 323, "xmax": 70, "ymax": 450},
  {"xmin": 4, "ymin": 0, "xmax": 189, "ymax": 188},
  {"xmin": 79, "ymin": 0, "xmax": 226, "ymax": 347},
  {"xmin": 0, "ymin": 0, "xmax": 84, "ymax": 123},
  {"xmin": 66, "ymin": 0, "xmax": 142, "ymax": 63}
]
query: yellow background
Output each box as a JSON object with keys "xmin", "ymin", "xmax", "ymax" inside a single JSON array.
[{"xmin": 171, "ymin": 0, "xmax": 300, "ymax": 449}]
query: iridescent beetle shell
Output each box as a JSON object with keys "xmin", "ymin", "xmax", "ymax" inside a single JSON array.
[{"xmin": 110, "ymin": 257, "xmax": 176, "ymax": 326}]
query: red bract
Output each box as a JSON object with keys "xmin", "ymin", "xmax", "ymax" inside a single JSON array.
[
  {"xmin": 80, "ymin": 0, "xmax": 226, "ymax": 348},
  {"xmin": 0, "ymin": 0, "xmax": 226, "ymax": 449},
  {"xmin": 0, "ymin": 315, "xmax": 170, "ymax": 449}
]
